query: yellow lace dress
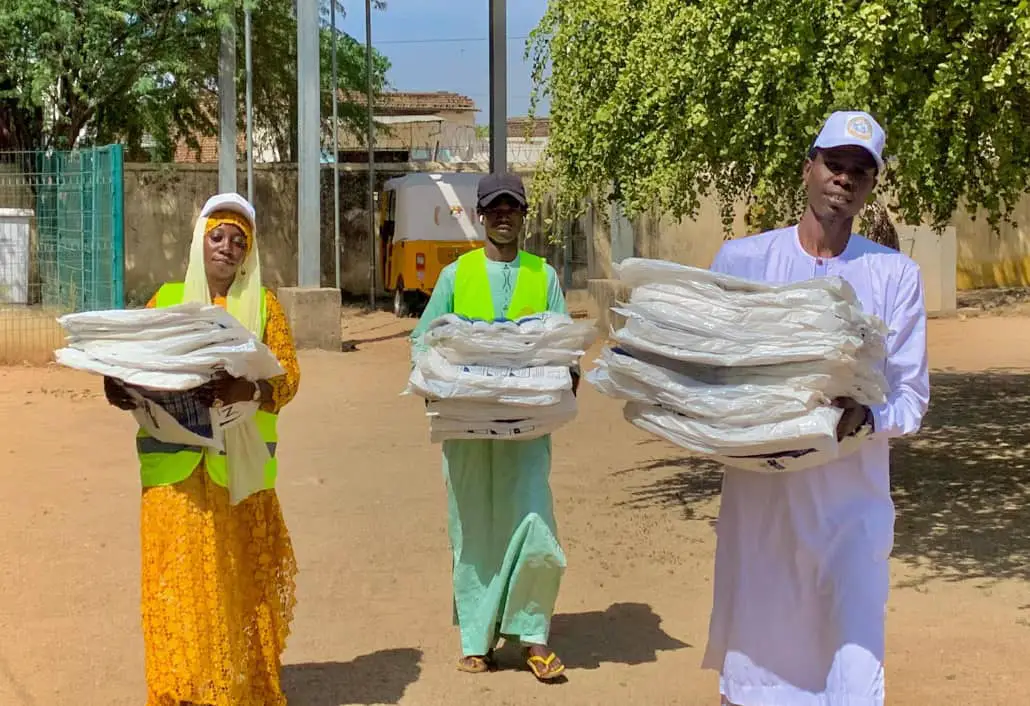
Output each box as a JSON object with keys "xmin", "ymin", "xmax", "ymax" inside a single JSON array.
[{"xmin": 140, "ymin": 290, "xmax": 301, "ymax": 706}]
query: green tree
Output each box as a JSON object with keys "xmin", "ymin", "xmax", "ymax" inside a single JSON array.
[
  {"xmin": 528, "ymin": 0, "xmax": 1030, "ymax": 233},
  {"xmin": 0, "ymin": 0, "xmax": 389, "ymax": 159},
  {"xmin": 244, "ymin": 0, "xmax": 390, "ymax": 162},
  {"xmin": 0, "ymin": 0, "xmax": 219, "ymax": 153}
]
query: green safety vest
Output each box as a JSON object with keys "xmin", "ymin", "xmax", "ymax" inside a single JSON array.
[
  {"xmin": 452, "ymin": 248, "xmax": 549, "ymax": 320},
  {"xmin": 136, "ymin": 282, "xmax": 279, "ymax": 489}
]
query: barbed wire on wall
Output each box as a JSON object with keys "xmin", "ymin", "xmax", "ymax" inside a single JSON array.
[{"xmin": 332, "ymin": 139, "xmax": 549, "ymax": 167}]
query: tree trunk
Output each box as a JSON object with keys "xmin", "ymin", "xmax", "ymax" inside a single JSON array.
[
  {"xmin": 0, "ymin": 97, "xmax": 44, "ymax": 152},
  {"xmin": 862, "ymin": 200, "xmax": 900, "ymax": 251}
]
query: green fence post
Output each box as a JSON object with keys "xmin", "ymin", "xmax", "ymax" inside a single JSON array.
[{"xmin": 110, "ymin": 144, "xmax": 125, "ymax": 308}]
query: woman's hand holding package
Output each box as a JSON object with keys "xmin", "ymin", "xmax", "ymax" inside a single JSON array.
[
  {"xmin": 205, "ymin": 373, "xmax": 266, "ymax": 407},
  {"xmin": 104, "ymin": 376, "xmax": 139, "ymax": 410}
]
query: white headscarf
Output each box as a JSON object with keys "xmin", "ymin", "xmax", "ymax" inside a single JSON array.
[{"xmin": 184, "ymin": 192, "xmax": 263, "ymax": 335}]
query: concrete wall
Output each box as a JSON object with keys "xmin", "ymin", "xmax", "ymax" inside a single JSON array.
[
  {"xmin": 634, "ymin": 199, "xmax": 748, "ymax": 270},
  {"xmin": 124, "ymin": 164, "xmax": 302, "ymax": 304},
  {"xmin": 897, "ymin": 225, "xmax": 958, "ymax": 315},
  {"xmin": 953, "ymin": 192, "xmax": 1030, "ymax": 290}
]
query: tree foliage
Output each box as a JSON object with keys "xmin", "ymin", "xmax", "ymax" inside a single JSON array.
[
  {"xmin": 0, "ymin": 0, "xmax": 389, "ymax": 160},
  {"xmin": 245, "ymin": 0, "xmax": 390, "ymax": 162},
  {"xmin": 528, "ymin": 0, "xmax": 1030, "ymax": 232}
]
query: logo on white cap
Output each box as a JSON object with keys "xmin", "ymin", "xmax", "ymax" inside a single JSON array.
[{"xmin": 845, "ymin": 115, "xmax": 874, "ymax": 141}]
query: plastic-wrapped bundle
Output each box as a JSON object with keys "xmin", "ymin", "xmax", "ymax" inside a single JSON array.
[
  {"xmin": 408, "ymin": 348, "xmax": 571, "ymax": 407},
  {"xmin": 407, "ymin": 314, "xmax": 594, "ymax": 443},
  {"xmin": 624, "ymin": 401, "xmax": 844, "ymax": 457},
  {"xmin": 624, "ymin": 402, "xmax": 872, "ymax": 473},
  {"xmin": 423, "ymin": 312, "xmax": 596, "ymax": 367},
  {"xmin": 426, "ymin": 392, "xmax": 578, "ymax": 443},
  {"xmin": 617, "ymin": 257, "xmax": 863, "ymax": 301},
  {"xmin": 56, "ymin": 304, "xmax": 281, "ymax": 494},
  {"xmin": 590, "ymin": 258, "xmax": 888, "ymax": 472},
  {"xmin": 612, "ymin": 314, "xmax": 877, "ymax": 368},
  {"xmin": 55, "ymin": 304, "xmax": 284, "ymax": 390},
  {"xmin": 587, "ymin": 348, "xmax": 825, "ymax": 426}
]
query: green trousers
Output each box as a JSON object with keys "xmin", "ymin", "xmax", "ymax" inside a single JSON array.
[{"xmin": 442, "ymin": 435, "xmax": 566, "ymax": 656}]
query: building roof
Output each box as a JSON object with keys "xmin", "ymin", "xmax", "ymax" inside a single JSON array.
[
  {"xmin": 341, "ymin": 91, "xmax": 477, "ymax": 115},
  {"xmin": 374, "ymin": 114, "xmax": 446, "ymax": 125},
  {"xmin": 507, "ymin": 116, "xmax": 550, "ymax": 139}
]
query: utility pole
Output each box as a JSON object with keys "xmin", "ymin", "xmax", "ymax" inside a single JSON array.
[
  {"xmin": 297, "ymin": 0, "xmax": 320, "ymax": 287},
  {"xmin": 244, "ymin": 5, "xmax": 254, "ymax": 203},
  {"xmin": 218, "ymin": 4, "xmax": 237, "ymax": 194},
  {"xmin": 488, "ymin": 0, "xmax": 507, "ymax": 174},
  {"xmin": 331, "ymin": 0, "xmax": 342, "ymax": 290},
  {"xmin": 365, "ymin": 0, "xmax": 376, "ymax": 306}
]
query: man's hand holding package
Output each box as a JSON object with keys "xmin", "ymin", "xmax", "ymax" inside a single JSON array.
[{"xmin": 833, "ymin": 397, "xmax": 872, "ymax": 441}]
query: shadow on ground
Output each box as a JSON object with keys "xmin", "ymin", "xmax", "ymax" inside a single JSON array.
[
  {"xmin": 549, "ymin": 602, "xmax": 691, "ymax": 670},
  {"xmin": 617, "ymin": 372, "xmax": 1030, "ymax": 584},
  {"xmin": 341, "ymin": 329, "xmax": 411, "ymax": 352},
  {"xmin": 282, "ymin": 647, "xmax": 423, "ymax": 705},
  {"xmin": 489, "ymin": 602, "xmax": 690, "ymax": 675}
]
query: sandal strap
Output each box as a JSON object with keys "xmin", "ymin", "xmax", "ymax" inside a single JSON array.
[
  {"xmin": 526, "ymin": 651, "xmax": 565, "ymax": 679},
  {"xmin": 527, "ymin": 653, "xmax": 557, "ymax": 668}
]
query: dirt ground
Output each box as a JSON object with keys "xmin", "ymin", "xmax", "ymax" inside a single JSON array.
[{"xmin": 2, "ymin": 311, "xmax": 1029, "ymax": 706}]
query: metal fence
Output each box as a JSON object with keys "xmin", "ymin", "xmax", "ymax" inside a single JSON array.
[{"xmin": 0, "ymin": 146, "xmax": 124, "ymax": 363}]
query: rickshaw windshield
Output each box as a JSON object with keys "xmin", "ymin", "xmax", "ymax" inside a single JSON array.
[{"xmin": 384, "ymin": 173, "xmax": 486, "ymax": 244}]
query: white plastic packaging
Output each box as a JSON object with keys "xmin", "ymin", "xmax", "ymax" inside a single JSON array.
[
  {"xmin": 587, "ymin": 257, "xmax": 890, "ymax": 472},
  {"xmin": 429, "ymin": 415, "xmax": 571, "ymax": 443},
  {"xmin": 407, "ymin": 314, "xmax": 590, "ymax": 443},
  {"xmin": 623, "ymin": 402, "xmax": 843, "ymax": 457},
  {"xmin": 406, "ymin": 348, "xmax": 571, "ymax": 406},
  {"xmin": 427, "ymin": 391, "xmax": 577, "ymax": 423},
  {"xmin": 587, "ymin": 348, "xmax": 825, "ymax": 425},
  {"xmin": 57, "ymin": 303, "xmax": 283, "ymax": 502},
  {"xmin": 423, "ymin": 312, "xmax": 597, "ymax": 367},
  {"xmin": 427, "ymin": 391, "xmax": 578, "ymax": 442},
  {"xmin": 55, "ymin": 304, "xmax": 284, "ymax": 390}
]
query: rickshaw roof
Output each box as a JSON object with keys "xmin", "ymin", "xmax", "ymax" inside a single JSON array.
[
  {"xmin": 384, "ymin": 172, "xmax": 486, "ymax": 243},
  {"xmin": 383, "ymin": 172, "xmax": 486, "ymax": 191}
]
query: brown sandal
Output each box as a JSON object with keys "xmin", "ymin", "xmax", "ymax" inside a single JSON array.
[{"xmin": 457, "ymin": 651, "xmax": 495, "ymax": 674}]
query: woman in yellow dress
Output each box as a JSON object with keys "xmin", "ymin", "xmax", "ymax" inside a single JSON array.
[{"xmin": 104, "ymin": 193, "xmax": 300, "ymax": 706}]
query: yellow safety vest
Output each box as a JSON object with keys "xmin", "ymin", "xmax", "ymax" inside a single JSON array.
[
  {"xmin": 452, "ymin": 248, "xmax": 549, "ymax": 320},
  {"xmin": 135, "ymin": 282, "xmax": 279, "ymax": 489}
]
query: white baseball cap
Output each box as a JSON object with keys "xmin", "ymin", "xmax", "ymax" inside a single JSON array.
[
  {"xmin": 812, "ymin": 111, "xmax": 886, "ymax": 171},
  {"xmin": 199, "ymin": 192, "xmax": 257, "ymax": 231}
]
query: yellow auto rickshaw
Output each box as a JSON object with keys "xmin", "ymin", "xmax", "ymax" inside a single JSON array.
[{"xmin": 379, "ymin": 172, "xmax": 486, "ymax": 317}]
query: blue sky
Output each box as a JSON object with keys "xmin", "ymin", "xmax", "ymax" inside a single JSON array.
[{"xmin": 336, "ymin": 0, "xmax": 550, "ymax": 121}]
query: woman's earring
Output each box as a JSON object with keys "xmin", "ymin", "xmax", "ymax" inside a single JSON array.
[{"xmin": 240, "ymin": 265, "xmax": 247, "ymax": 277}]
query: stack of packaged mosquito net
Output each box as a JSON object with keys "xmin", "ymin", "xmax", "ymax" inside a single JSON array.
[
  {"xmin": 56, "ymin": 304, "xmax": 283, "ymax": 391},
  {"xmin": 406, "ymin": 313, "xmax": 597, "ymax": 442},
  {"xmin": 55, "ymin": 304, "xmax": 284, "ymax": 501},
  {"xmin": 587, "ymin": 258, "xmax": 888, "ymax": 472}
]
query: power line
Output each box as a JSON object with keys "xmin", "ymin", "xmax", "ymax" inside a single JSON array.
[{"xmin": 374, "ymin": 35, "xmax": 529, "ymax": 45}]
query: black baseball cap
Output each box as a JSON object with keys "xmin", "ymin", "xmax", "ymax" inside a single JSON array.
[{"xmin": 477, "ymin": 173, "xmax": 528, "ymax": 210}]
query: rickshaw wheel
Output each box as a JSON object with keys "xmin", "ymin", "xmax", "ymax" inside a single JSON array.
[{"xmin": 393, "ymin": 283, "xmax": 410, "ymax": 318}]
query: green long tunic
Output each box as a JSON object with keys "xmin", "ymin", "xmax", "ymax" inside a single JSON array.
[{"xmin": 411, "ymin": 253, "xmax": 568, "ymax": 656}]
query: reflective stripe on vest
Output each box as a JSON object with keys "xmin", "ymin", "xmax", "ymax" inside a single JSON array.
[
  {"xmin": 136, "ymin": 437, "xmax": 277, "ymax": 457},
  {"xmin": 452, "ymin": 248, "xmax": 549, "ymax": 320},
  {"xmin": 136, "ymin": 282, "xmax": 280, "ymax": 490}
]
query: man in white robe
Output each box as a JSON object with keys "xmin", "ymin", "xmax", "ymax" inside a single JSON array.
[{"xmin": 704, "ymin": 111, "xmax": 930, "ymax": 706}]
